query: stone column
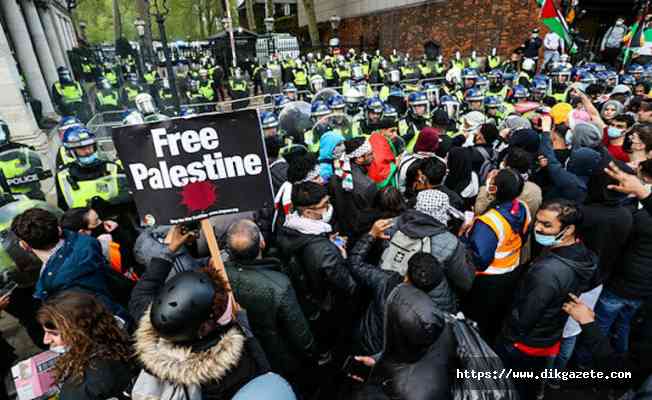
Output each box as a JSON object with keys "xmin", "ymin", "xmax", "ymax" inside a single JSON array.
[
  {"xmin": 0, "ymin": 0, "xmax": 55, "ymax": 114},
  {"xmin": 0, "ymin": 24, "xmax": 48, "ymax": 152},
  {"xmin": 22, "ymin": 0, "xmax": 59, "ymax": 89},
  {"xmin": 39, "ymin": 4, "xmax": 68, "ymax": 70}
]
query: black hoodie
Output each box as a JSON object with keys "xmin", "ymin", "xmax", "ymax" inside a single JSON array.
[
  {"xmin": 503, "ymin": 242, "xmax": 600, "ymax": 347},
  {"xmin": 366, "ymin": 284, "xmax": 454, "ymax": 400}
]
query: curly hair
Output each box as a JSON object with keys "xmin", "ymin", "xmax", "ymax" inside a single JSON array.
[{"xmin": 36, "ymin": 292, "xmax": 132, "ymax": 384}]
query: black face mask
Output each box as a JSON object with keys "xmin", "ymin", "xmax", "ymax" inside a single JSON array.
[{"xmin": 91, "ymin": 225, "xmax": 107, "ymax": 238}]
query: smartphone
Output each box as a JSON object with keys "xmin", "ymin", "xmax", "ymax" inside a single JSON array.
[
  {"xmin": 0, "ymin": 282, "xmax": 18, "ymax": 298},
  {"xmin": 332, "ymin": 235, "xmax": 346, "ymax": 248},
  {"xmin": 342, "ymin": 356, "xmax": 372, "ymax": 381},
  {"xmin": 181, "ymin": 220, "xmax": 200, "ymax": 236}
]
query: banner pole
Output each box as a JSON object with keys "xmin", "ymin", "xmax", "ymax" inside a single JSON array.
[{"xmin": 201, "ymin": 219, "xmax": 232, "ymax": 292}]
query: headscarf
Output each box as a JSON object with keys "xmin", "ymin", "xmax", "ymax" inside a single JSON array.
[
  {"xmin": 499, "ymin": 115, "xmax": 532, "ymax": 132},
  {"xmin": 334, "ymin": 139, "xmax": 372, "ymax": 191},
  {"xmin": 414, "ymin": 127, "xmax": 441, "ymax": 154},
  {"xmin": 318, "ymin": 130, "xmax": 345, "ymax": 182},
  {"xmin": 415, "ymin": 189, "xmax": 451, "ymax": 226},
  {"xmin": 600, "ymin": 100, "xmax": 624, "ymax": 120},
  {"xmin": 508, "ymin": 128, "xmax": 541, "ymax": 154},
  {"xmin": 444, "ymin": 147, "xmax": 474, "ymax": 195}
]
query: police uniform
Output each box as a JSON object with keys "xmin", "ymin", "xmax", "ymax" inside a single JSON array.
[
  {"xmin": 0, "ymin": 144, "xmax": 44, "ymax": 200},
  {"xmin": 121, "ymin": 83, "xmax": 144, "ymax": 109},
  {"xmin": 56, "ymin": 161, "xmax": 127, "ymax": 211},
  {"xmin": 52, "ymin": 80, "xmax": 85, "ymax": 118},
  {"xmin": 95, "ymin": 88, "xmax": 122, "ymax": 113}
]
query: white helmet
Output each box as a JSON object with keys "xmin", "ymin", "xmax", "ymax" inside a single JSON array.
[{"xmin": 522, "ymin": 58, "xmax": 536, "ymax": 72}]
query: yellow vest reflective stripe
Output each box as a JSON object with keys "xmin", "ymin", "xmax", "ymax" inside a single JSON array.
[
  {"xmin": 57, "ymin": 163, "xmax": 122, "ymax": 209},
  {"xmin": 105, "ymin": 72, "xmax": 118, "ymax": 84},
  {"xmin": 199, "ymin": 83, "xmax": 215, "ymax": 100},
  {"xmin": 303, "ymin": 129, "xmax": 320, "ymax": 153},
  {"xmin": 418, "ymin": 65, "xmax": 432, "ymax": 76},
  {"xmin": 159, "ymin": 90, "xmax": 173, "ymax": 100},
  {"xmin": 144, "ymin": 73, "xmax": 156, "ymax": 84},
  {"xmin": 324, "ymin": 67, "xmax": 335, "ymax": 80},
  {"xmin": 293, "ymin": 69, "xmax": 307, "ymax": 85},
  {"xmin": 379, "ymin": 86, "xmax": 390, "ymax": 101},
  {"xmin": 477, "ymin": 205, "xmax": 530, "ymax": 274},
  {"xmin": 453, "ymin": 60, "xmax": 466, "ymax": 69},
  {"xmin": 125, "ymin": 86, "xmax": 140, "ymax": 101},
  {"xmin": 488, "ymin": 56, "xmax": 501, "ymax": 69},
  {"xmin": 338, "ymin": 68, "xmax": 350, "ymax": 80},
  {"xmin": 230, "ymin": 80, "xmax": 247, "ymax": 92},
  {"xmin": 58, "ymin": 146, "xmax": 76, "ymax": 167},
  {"xmin": 97, "ymin": 91, "xmax": 119, "ymax": 107},
  {"xmin": 55, "ymin": 82, "xmax": 83, "ymax": 104},
  {"xmin": 82, "ymin": 63, "xmax": 92, "ymax": 73},
  {"xmin": 362, "ymin": 64, "xmax": 369, "ymax": 76},
  {"xmin": 0, "ymin": 148, "xmax": 32, "ymax": 193}
]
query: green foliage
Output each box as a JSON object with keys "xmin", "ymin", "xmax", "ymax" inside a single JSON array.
[{"xmin": 73, "ymin": 0, "xmax": 229, "ymax": 44}]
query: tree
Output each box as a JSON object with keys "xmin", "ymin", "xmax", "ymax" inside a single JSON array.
[
  {"xmin": 245, "ymin": 0, "xmax": 256, "ymax": 32},
  {"xmin": 113, "ymin": 0, "xmax": 123, "ymax": 40},
  {"xmin": 228, "ymin": 0, "xmax": 240, "ymax": 28},
  {"xmin": 300, "ymin": 0, "xmax": 319, "ymax": 47}
]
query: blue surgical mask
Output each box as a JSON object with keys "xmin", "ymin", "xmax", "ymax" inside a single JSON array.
[
  {"xmin": 78, "ymin": 153, "xmax": 99, "ymax": 166},
  {"xmin": 608, "ymin": 126, "xmax": 624, "ymax": 139},
  {"xmin": 534, "ymin": 228, "xmax": 566, "ymax": 247}
]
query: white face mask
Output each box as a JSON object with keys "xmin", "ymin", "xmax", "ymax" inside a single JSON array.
[
  {"xmin": 321, "ymin": 204, "xmax": 334, "ymax": 224},
  {"xmin": 50, "ymin": 345, "xmax": 69, "ymax": 354}
]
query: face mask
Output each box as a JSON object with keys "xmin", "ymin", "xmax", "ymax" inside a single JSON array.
[
  {"xmin": 50, "ymin": 345, "xmax": 69, "ymax": 354},
  {"xmin": 534, "ymin": 228, "xmax": 566, "ymax": 247},
  {"xmin": 608, "ymin": 126, "xmax": 624, "ymax": 139},
  {"xmin": 321, "ymin": 204, "xmax": 333, "ymax": 223},
  {"xmin": 78, "ymin": 153, "xmax": 99, "ymax": 166}
]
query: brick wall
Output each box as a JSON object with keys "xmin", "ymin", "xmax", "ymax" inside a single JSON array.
[{"xmin": 330, "ymin": 0, "xmax": 544, "ymax": 59}]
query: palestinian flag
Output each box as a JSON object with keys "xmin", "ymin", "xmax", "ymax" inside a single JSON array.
[{"xmin": 539, "ymin": 0, "xmax": 577, "ymax": 52}]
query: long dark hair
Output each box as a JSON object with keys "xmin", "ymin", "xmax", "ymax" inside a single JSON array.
[{"xmin": 36, "ymin": 292, "xmax": 132, "ymax": 384}]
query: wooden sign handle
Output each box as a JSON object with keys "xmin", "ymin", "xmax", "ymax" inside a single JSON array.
[{"xmin": 200, "ymin": 219, "xmax": 241, "ymax": 314}]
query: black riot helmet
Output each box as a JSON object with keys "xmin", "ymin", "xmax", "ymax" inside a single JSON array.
[{"xmin": 150, "ymin": 270, "xmax": 216, "ymax": 343}]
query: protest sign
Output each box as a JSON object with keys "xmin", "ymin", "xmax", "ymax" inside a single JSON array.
[{"xmin": 112, "ymin": 110, "xmax": 273, "ymax": 226}]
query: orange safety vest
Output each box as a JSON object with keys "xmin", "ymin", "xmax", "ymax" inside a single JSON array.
[
  {"xmin": 476, "ymin": 202, "xmax": 530, "ymax": 275},
  {"xmin": 107, "ymin": 241, "xmax": 139, "ymax": 281}
]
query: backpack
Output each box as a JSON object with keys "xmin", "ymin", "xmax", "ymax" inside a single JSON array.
[
  {"xmin": 475, "ymin": 146, "xmax": 498, "ymax": 185},
  {"xmin": 444, "ymin": 312, "xmax": 519, "ymax": 400},
  {"xmin": 380, "ymin": 230, "xmax": 431, "ymax": 276}
]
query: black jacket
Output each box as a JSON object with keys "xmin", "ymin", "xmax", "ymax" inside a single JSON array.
[
  {"xmin": 503, "ymin": 243, "xmax": 600, "ymax": 347},
  {"xmin": 363, "ymin": 284, "xmax": 454, "ymax": 400},
  {"xmin": 608, "ymin": 209, "xmax": 652, "ymax": 300},
  {"xmin": 269, "ymin": 159, "xmax": 288, "ymax": 195},
  {"xmin": 225, "ymin": 258, "xmax": 316, "ymax": 377},
  {"xmin": 349, "ymin": 234, "xmax": 457, "ymax": 355},
  {"xmin": 130, "ymin": 257, "xmax": 269, "ymax": 400},
  {"xmin": 392, "ymin": 210, "xmax": 475, "ymax": 297},
  {"xmin": 580, "ymin": 202, "xmax": 633, "ymax": 282},
  {"xmin": 276, "ymin": 226, "xmax": 357, "ymax": 319},
  {"xmin": 59, "ymin": 358, "xmax": 133, "ymax": 400},
  {"xmin": 328, "ymin": 163, "xmax": 378, "ymax": 240}
]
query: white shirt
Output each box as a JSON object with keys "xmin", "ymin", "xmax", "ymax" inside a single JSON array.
[{"xmin": 544, "ymin": 32, "xmax": 563, "ymax": 52}]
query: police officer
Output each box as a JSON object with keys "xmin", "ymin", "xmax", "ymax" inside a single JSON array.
[
  {"xmin": 197, "ymin": 69, "xmax": 216, "ymax": 111},
  {"xmin": 228, "ymin": 68, "xmax": 250, "ymax": 110},
  {"xmin": 260, "ymin": 111, "xmax": 281, "ymax": 138},
  {"xmin": 143, "ymin": 64, "xmax": 158, "ymax": 87},
  {"xmin": 292, "ymin": 59, "xmax": 309, "ymax": 96},
  {"xmin": 550, "ymin": 65, "xmax": 571, "ymax": 102},
  {"xmin": 417, "ymin": 55, "xmax": 433, "ymax": 80},
  {"xmin": 464, "ymin": 87, "xmax": 485, "ymax": 113},
  {"xmin": 400, "ymin": 92, "xmax": 431, "ymax": 153},
  {"xmin": 0, "ymin": 118, "xmax": 45, "ymax": 200},
  {"xmin": 156, "ymin": 79, "xmax": 176, "ymax": 113},
  {"xmin": 95, "ymin": 77, "xmax": 122, "ymax": 113},
  {"xmin": 304, "ymin": 100, "xmax": 331, "ymax": 152},
  {"xmin": 322, "ymin": 56, "xmax": 337, "ymax": 87},
  {"xmin": 102, "ymin": 63, "xmax": 118, "ymax": 86},
  {"xmin": 282, "ymin": 83, "xmax": 298, "ymax": 102},
  {"xmin": 56, "ymin": 126, "xmax": 128, "ymax": 211},
  {"xmin": 486, "ymin": 69, "xmax": 509, "ymax": 101},
  {"xmin": 343, "ymin": 87, "xmax": 365, "ymax": 122},
  {"xmin": 120, "ymin": 73, "xmax": 145, "ymax": 109},
  {"xmin": 52, "ymin": 66, "xmax": 87, "ymax": 121},
  {"xmin": 135, "ymin": 93, "xmax": 169, "ymax": 123},
  {"xmin": 353, "ymin": 96, "xmax": 385, "ymax": 137}
]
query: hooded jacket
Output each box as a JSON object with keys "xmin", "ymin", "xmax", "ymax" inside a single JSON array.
[
  {"xmin": 225, "ymin": 258, "xmax": 317, "ymax": 376},
  {"xmin": 392, "ymin": 210, "xmax": 475, "ymax": 296},
  {"xmin": 503, "ymin": 242, "xmax": 600, "ymax": 347},
  {"xmin": 366, "ymin": 284, "xmax": 454, "ymax": 400},
  {"xmin": 130, "ymin": 257, "xmax": 269, "ymax": 400},
  {"xmin": 329, "ymin": 162, "xmax": 378, "ymax": 241},
  {"xmin": 349, "ymin": 233, "xmax": 455, "ymax": 355},
  {"xmin": 607, "ymin": 207, "xmax": 652, "ymax": 300},
  {"xmin": 276, "ymin": 225, "xmax": 357, "ymax": 319}
]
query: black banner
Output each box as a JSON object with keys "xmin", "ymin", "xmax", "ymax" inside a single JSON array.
[{"xmin": 112, "ymin": 110, "xmax": 273, "ymax": 225}]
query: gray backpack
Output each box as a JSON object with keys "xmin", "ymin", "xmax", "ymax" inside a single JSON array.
[{"xmin": 380, "ymin": 231, "xmax": 431, "ymax": 276}]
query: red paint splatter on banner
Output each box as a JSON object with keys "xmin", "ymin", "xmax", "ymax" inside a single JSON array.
[{"xmin": 180, "ymin": 181, "xmax": 218, "ymax": 212}]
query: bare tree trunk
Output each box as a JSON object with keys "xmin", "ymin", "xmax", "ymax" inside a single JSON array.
[
  {"xmin": 227, "ymin": 0, "xmax": 240, "ymax": 28},
  {"xmin": 245, "ymin": 0, "xmax": 256, "ymax": 32},
  {"xmin": 135, "ymin": 0, "xmax": 154, "ymax": 62},
  {"xmin": 213, "ymin": 0, "xmax": 224, "ymax": 31},
  {"xmin": 301, "ymin": 0, "xmax": 320, "ymax": 47},
  {"xmin": 113, "ymin": 0, "xmax": 123, "ymax": 40},
  {"xmin": 266, "ymin": 0, "xmax": 273, "ymax": 17}
]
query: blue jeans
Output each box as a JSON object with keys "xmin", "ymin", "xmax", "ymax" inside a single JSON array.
[
  {"xmin": 553, "ymin": 335, "xmax": 578, "ymax": 370},
  {"xmin": 594, "ymin": 288, "xmax": 642, "ymax": 354}
]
